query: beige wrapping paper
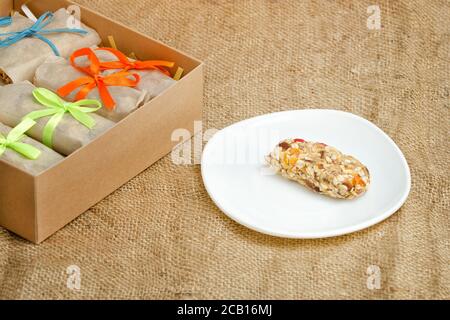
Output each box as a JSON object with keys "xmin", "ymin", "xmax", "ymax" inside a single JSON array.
[
  {"xmin": 0, "ymin": 81, "xmax": 114, "ymax": 156},
  {"xmin": 0, "ymin": 12, "xmax": 31, "ymax": 33},
  {"xmin": 0, "ymin": 9, "xmax": 101, "ymax": 84},
  {"xmin": 0, "ymin": 122, "xmax": 63, "ymax": 176},
  {"xmin": 34, "ymin": 56, "xmax": 149, "ymax": 122},
  {"xmin": 75, "ymin": 48, "xmax": 177, "ymax": 98}
]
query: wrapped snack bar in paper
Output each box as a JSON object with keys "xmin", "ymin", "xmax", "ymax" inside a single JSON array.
[
  {"xmin": 34, "ymin": 54, "xmax": 148, "ymax": 122},
  {"xmin": 0, "ymin": 82, "xmax": 114, "ymax": 156},
  {"xmin": 75, "ymin": 47, "xmax": 176, "ymax": 98},
  {"xmin": 0, "ymin": 120, "xmax": 64, "ymax": 176},
  {"xmin": 0, "ymin": 9, "xmax": 101, "ymax": 84}
]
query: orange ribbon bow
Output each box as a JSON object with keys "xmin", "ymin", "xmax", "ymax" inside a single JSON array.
[
  {"xmin": 57, "ymin": 48, "xmax": 140, "ymax": 110},
  {"xmin": 94, "ymin": 47, "xmax": 175, "ymax": 76}
]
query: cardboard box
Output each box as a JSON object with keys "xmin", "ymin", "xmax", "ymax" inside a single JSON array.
[{"xmin": 0, "ymin": 0, "xmax": 203, "ymax": 243}]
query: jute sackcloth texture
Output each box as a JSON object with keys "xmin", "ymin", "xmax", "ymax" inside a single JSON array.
[{"xmin": 0, "ymin": 0, "xmax": 448, "ymax": 299}]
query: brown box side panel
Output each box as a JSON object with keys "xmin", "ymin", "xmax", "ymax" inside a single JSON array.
[
  {"xmin": 2, "ymin": 0, "xmax": 203, "ymax": 243},
  {"xmin": 0, "ymin": 162, "xmax": 36, "ymax": 242},
  {"xmin": 34, "ymin": 65, "xmax": 203, "ymax": 243},
  {"xmin": 0, "ymin": 0, "xmax": 35, "ymax": 241},
  {"xmin": 0, "ymin": 0, "xmax": 12, "ymax": 15}
]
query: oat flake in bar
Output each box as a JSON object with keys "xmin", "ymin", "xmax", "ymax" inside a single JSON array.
[{"xmin": 266, "ymin": 138, "xmax": 370, "ymax": 199}]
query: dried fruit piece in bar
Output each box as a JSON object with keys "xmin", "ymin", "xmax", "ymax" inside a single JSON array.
[{"xmin": 265, "ymin": 138, "xmax": 370, "ymax": 199}]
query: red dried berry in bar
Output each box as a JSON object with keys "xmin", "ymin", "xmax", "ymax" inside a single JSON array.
[
  {"xmin": 278, "ymin": 142, "xmax": 291, "ymax": 150},
  {"xmin": 293, "ymin": 138, "xmax": 305, "ymax": 142}
]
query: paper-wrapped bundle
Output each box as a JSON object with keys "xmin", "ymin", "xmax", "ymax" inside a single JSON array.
[
  {"xmin": 0, "ymin": 82, "xmax": 114, "ymax": 155},
  {"xmin": 0, "ymin": 9, "xmax": 101, "ymax": 84},
  {"xmin": 0, "ymin": 122, "xmax": 64, "ymax": 176},
  {"xmin": 34, "ymin": 56, "xmax": 149, "ymax": 122},
  {"xmin": 137, "ymin": 69, "xmax": 177, "ymax": 97},
  {"xmin": 75, "ymin": 47, "xmax": 177, "ymax": 98}
]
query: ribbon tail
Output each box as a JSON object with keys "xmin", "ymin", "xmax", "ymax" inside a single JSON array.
[
  {"xmin": 33, "ymin": 33, "xmax": 60, "ymax": 56},
  {"xmin": 0, "ymin": 16, "xmax": 12, "ymax": 27},
  {"xmin": 6, "ymin": 118, "xmax": 37, "ymax": 141},
  {"xmin": 39, "ymin": 27, "xmax": 87, "ymax": 35},
  {"xmin": 68, "ymin": 108, "xmax": 96, "ymax": 129},
  {"xmin": 8, "ymin": 142, "xmax": 41, "ymax": 160},
  {"xmin": 97, "ymin": 83, "xmax": 115, "ymax": 110},
  {"xmin": 156, "ymin": 67, "xmax": 171, "ymax": 76},
  {"xmin": 42, "ymin": 111, "xmax": 65, "ymax": 148},
  {"xmin": 0, "ymin": 33, "xmax": 26, "ymax": 48},
  {"xmin": 57, "ymin": 76, "xmax": 93, "ymax": 98}
]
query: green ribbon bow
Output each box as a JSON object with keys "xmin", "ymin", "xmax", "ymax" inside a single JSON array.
[
  {"xmin": 25, "ymin": 88, "xmax": 102, "ymax": 148},
  {"xmin": 0, "ymin": 118, "xmax": 41, "ymax": 160}
]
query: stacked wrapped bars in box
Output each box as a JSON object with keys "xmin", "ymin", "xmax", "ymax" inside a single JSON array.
[{"xmin": 0, "ymin": 7, "xmax": 177, "ymax": 174}]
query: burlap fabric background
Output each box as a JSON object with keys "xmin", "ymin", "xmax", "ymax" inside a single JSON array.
[{"xmin": 0, "ymin": 0, "xmax": 448, "ymax": 299}]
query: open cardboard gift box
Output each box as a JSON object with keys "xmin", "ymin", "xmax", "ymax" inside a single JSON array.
[{"xmin": 0, "ymin": 0, "xmax": 203, "ymax": 243}]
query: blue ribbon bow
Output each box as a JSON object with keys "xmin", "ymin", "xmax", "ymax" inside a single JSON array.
[
  {"xmin": 0, "ymin": 16, "xmax": 12, "ymax": 27},
  {"xmin": 0, "ymin": 11, "xmax": 87, "ymax": 56}
]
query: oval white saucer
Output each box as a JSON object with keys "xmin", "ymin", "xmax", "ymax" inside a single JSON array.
[{"xmin": 201, "ymin": 109, "xmax": 411, "ymax": 238}]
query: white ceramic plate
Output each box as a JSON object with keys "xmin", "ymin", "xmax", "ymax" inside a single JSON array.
[{"xmin": 201, "ymin": 109, "xmax": 411, "ymax": 238}]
